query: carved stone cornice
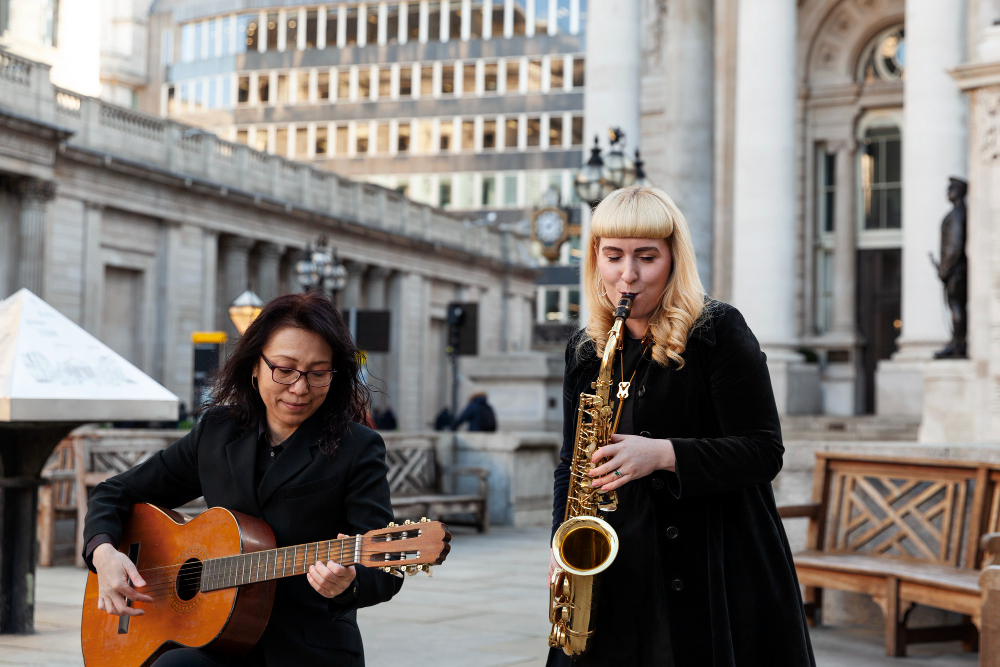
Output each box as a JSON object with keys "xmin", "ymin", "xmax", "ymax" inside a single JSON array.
[{"xmin": 13, "ymin": 178, "xmax": 56, "ymax": 203}]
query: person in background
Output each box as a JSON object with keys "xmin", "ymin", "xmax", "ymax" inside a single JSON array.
[{"xmin": 450, "ymin": 392, "xmax": 497, "ymax": 432}]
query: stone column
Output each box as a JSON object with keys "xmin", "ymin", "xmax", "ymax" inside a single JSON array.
[
  {"xmin": 15, "ymin": 179, "xmax": 56, "ymax": 296},
  {"xmin": 365, "ymin": 266, "xmax": 393, "ymax": 411},
  {"xmin": 365, "ymin": 265, "xmax": 391, "ymax": 309},
  {"xmin": 391, "ymin": 272, "xmax": 427, "ymax": 430},
  {"xmin": 256, "ymin": 242, "xmax": 284, "ymax": 303},
  {"xmin": 201, "ymin": 230, "xmax": 219, "ymax": 330},
  {"xmin": 282, "ymin": 248, "xmax": 305, "ymax": 296},
  {"xmin": 342, "ymin": 259, "xmax": 366, "ymax": 310},
  {"xmin": 731, "ymin": 0, "xmax": 818, "ymax": 414},
  {"xmin": 218, "ymin": 236, "xmax": 255, "ymax": 338},
  {"xmin": 831, "ymin": 141, "xmax": 857, "ymax": 337},
  {"xmin": 583, "ymin": 0, "xmax": 640, "ymax": 157}
]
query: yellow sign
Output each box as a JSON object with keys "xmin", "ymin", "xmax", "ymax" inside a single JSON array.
[
  {"xmin": 192, "ymin": 331, "xmax": 227, "ymax": 344},
  {"xmin": 356, "ymin": 350, "xmax": 367, "ymax": 365}
]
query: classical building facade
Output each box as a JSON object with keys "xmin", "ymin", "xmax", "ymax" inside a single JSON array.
[
  {"xmin": 584, "ymin": 0, "xmax": 1000, "ymax": 433},
  {"xmin": 0, "ymin": 49, "xmax": 538, "ymax": 430}
]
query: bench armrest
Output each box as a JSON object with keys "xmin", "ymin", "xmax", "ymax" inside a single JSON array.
[
  {"xmin": 777, "ymin": 503, "xmax": 822, "ymax": 519},
  {"xmin": 440, "ymin": 465, "xmax": 490, "ymax": 498},
  {"xmin": 982, "ymin": 532, "xmax": 1000, "ymax": 567}
]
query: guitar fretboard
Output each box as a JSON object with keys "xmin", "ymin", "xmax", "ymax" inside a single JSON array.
[{"xmin": 200, "ymin": 535, "xmax": 361, "ymax": 592}]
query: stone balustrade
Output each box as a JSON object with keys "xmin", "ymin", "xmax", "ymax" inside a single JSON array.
[{"xmin": 0, "ymin": 48, "xmax": 516, "ymax": 264}]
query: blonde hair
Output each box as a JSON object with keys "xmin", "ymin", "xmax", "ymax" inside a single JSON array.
[{"xmin": 582, "ymin": 185, "xmax": 706, "ymax": 369}]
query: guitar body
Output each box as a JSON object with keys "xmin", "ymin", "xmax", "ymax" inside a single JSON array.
[{"xmin": 82, "ymin": 504, "xmax": 277, "ymax": 667}]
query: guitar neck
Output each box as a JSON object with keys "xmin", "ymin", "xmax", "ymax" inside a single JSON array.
[{"xmin": 201, "ymin": 535, "xmax": 361, "ymax": 592}]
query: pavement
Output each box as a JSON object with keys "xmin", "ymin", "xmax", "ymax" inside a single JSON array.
[{"xmin": 0, "ymin": 526, "xmax": 977, "ymax": 666}]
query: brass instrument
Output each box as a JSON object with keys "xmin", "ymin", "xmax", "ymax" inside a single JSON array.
[{"xmin": 549, "ymin": 293, "xmax": 634, "ymax": 656}]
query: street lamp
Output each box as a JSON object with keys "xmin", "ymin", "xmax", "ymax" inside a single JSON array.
[
  {"xmin": 632, "ymin": 148, "xmax": 652, "ymax": 187},
  {"xmin": 602, "ymin": 127, "xmax": 636, "ymax": 189},
  {"xmin": 295, "ymin": 236, "xmax": 348, "ymax": 297},
  {"xmin": 228, "ymin": 289, "xmax": 264, "ymax": 335},
  {"xmin": 574, "ymin": 135, "xmax": 613, "ymax": 207}
]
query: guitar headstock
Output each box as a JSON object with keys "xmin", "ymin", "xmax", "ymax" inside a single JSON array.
[{"xmin": 360, "ymin": 518, "xmax": 451, "ymax": 578}]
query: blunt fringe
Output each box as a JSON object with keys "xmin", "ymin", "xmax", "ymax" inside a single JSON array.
[
  {"xmin": 204, "ymin": 291, "xmax": 370, "ymax": 457},
  {"xmin": 582, "ymin": 185, "xmax": 706, "ymax": 369}
]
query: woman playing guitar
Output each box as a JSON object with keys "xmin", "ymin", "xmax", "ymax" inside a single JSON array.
[{"xmin": 84, "ymin": 292, "xmax": 402, "ymax": 666}]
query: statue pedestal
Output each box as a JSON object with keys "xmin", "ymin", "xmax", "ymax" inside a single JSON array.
[
  {"xmin": 918, "ymin": 360, "xmax": 979, "ymax": 443},
  {"xmin": 763, "ymin": 347, "xmax": 821, "ymax": 416}
]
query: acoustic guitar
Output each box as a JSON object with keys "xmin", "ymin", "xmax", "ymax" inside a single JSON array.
[{"xmin": 81, "ymin": 503, "xmax": 451, "ymax": 666}]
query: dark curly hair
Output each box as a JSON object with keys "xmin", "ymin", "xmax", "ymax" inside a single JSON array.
[{"xmin": 204, "ymin": 291, "xmax": 370, "ymax": 457}]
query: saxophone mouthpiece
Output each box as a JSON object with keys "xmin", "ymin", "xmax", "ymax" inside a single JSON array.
[{"xmin": 615, "ymin": 293, "xmax": 636, "ymax": 320}]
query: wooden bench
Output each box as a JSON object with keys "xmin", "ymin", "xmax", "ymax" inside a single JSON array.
[
  {"xmin": 384, "ymin": 437, "xmax": 490, "ymax": 533},
  {"xmin": 779, "ymin": 453, "xmax": 1000, "ymax": 657}
]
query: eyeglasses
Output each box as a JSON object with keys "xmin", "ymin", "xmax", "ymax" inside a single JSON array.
[{"xmin": 260, "ymin": 354, "xmax": 336, "ymax": 388}]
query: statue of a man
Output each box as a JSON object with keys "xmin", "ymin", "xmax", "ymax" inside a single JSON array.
[{"xmin": 932, "ymin": 177, "xmax": 968, "ymax": 359}]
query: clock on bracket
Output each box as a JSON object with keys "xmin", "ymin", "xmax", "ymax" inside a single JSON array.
[{"xmin": 531, "ymin": 207, "xmax": 569, "ymax": 260}]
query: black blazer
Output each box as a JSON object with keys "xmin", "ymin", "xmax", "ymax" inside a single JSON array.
[
  {"xmin": 552, "ymin": 302, "xmax": 815, "ymax": 667},
  {"xmin": 83, "ymin": 409, "xmax": 403, "ymax": 666}
]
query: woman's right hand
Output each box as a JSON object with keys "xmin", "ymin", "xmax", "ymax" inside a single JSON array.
[
  {"xmin": 93, "ymin": 542, "xmax": 152, "ymax": 616},
  {"xmin": 548, "ymin": 549, "xmax": 558, "ymax": 581}
]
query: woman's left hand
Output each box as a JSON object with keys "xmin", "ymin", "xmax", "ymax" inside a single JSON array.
[
  {"xmin": 307, "ymin": 533, "xmax": 357, "ymax": 598},
  {"xmin": 589, "ymin": 434, "xmax": 676, "ymax": 492}
]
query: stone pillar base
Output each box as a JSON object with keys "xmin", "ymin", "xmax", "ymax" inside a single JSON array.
[
  {"xmin": 875, "ymin": 358, "xmax": 928, "ymax": 417},
  {"xmin": 918, "ymin": 359, "xmax": 978, "ymax": 443},
  {"xmin": 820, "ymin": 361, "xmax": 857, "ymax": 416},
  {"xmin": 764, "ymin": 348, "xmax": 821, "ymax": 416}
]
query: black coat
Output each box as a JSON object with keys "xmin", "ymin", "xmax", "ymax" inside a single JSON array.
[
  {"xmin": 551, "ymin": 302, "xmax": 815, "ymax": 666},
  {"xmin": 83, "ymin": 410, "xmax": 403, "ymax": 666}
]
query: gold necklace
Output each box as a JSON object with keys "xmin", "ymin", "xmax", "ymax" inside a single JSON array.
[{"xmin": 611, "ymin": 338, "xmax": 648, "ymax": 433}]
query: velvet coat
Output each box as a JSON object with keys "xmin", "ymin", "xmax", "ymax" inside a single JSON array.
[
  {"xmin": 83, "ymin": 409, "xmax": 403, "ymax": 667},
  {"xmin": 550, "ymin": 302, "xmax": 815, "ymax": 666}
]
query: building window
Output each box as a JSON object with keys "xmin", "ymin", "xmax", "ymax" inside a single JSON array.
[
  {"xmin": 295, "ymin": 127, "xmax": 308, "ymax": 156},
  {"xmin": 420, "ymin": 65, "xmax": 433, "ymax": 96},
  {"xmin": 462, "ymin": 120, "xmax": 475, "ymax": 150},
  {"xmin": 440, "ymin": 122, "xmax": 453, "ymax": 151},
  {"xmin": 276, "ymin": 73, "xmax": 289, "ymax": 102},
  {"xmin": 305, "ymin": 11, "xmax": 318, "ymax": 48},
  {"xmin": 442, "ymin": 65, "xmax": 455, "ymax": 95},
  {"xmin": 345, "ymin": 7, "xmax": 358, "ymax": 45},
  {"xmin": 549, "ymin": 117, "xmax": 563, "ymax": 146},
  {"xmin": 358, "ymin": 68, "xmax": 371, "ymax": 100},
  {"xmin": 579, "ymin": 0, "xmax": 588, "ymax": 35},
  {"xmin": 237, "ymin": 128, "xmax": 248, "ymax": 145},
  {"xmin": 505, "ymin": 118, "xmax": 519, "ymax": 149},
  {"xmin": 318, "ymin": 71, "xmax": 330, "ymax": 99},
  {"xmin": 386, "ymin": 5, "xmax": 400, "ymax": 43},
  {"xmin": 258, "ymin": 75, "xmax": 270, "ymax": 103},
  {"xmin": 525, "ymin": 171, "xmax": 540, "ymax": 205},
  {"xmin": 378, "ymin": 67, "xmax": 391, "ymax": 97},
  {"xmin": 338, "ymin": 69, "xmax": 350, "ymax": 99},
  {"xmin": 428, "ymin": 2, "xmax": 442, "ymax": 41},
  {"xmin": 470, "ymin": 1, "xmax": 484, "ymax": 39},
  {"xmin": 366, "ymin": 7, "xmax": 378, "ymax": 44},
  {"xmin": 267, "ymin": 13, "xmax": 279, "ymax": 50},
  {"xmin": 544, "ymin": 290, "xmax": 561, "ymax": 321},
  {"xmin": 275, "ymin": 127, "xmax": 288, "ymax": 156},
  {"xmin": 463, "ymin": 63, "xmax": 476, "ymax": 95},
  {"xmin": 408, "ymin": 3, "xmax": 420, "ymax": 41},
  {"xmin": 818, "ymin": 150, "xmax": 835, "ymax": 233},
  {"xmin": 297, "ymin": 71, "xmax": 310, "ymax": 102},
  {"xmin": 526, "ymin": 117, "xmax": 541, "ymax": 147},
  {"xmin": 573, "ymin": 58, "xmax": 585, "ymax": 87},
  {"xmin": 182, "ymin": 23, "xmax": 195, "ymax": 61},
  {"xmin": 316, "ymin": 126, "xmax": 328, "ymax": 155},
  {"xmin": 449, "ymin": 2, "xmax": 461, "ymax": 40},
  {"xmin": 528, "ymin": 59, "xmax": 542, "ymax": 91},
  {"xmin": 859, "ymin": 26, "xmax": 905, "ymax": 85},
  {"xmin": 377, "ymin": 122, "xmax": 390, "ymax": 153},
  {"xmin": 286, "ymin": 14, "xmax": 298, "ymax": 49},
  {"xmin": 238, "ymin": 76, "xmax": 250, "ymax": 104},
  {"xmin": 551, "ymin": 58, "xmax": 564, "ymax": 90},
  {"xmin": 491, "ymin": 3, "xmax": 504, "ymax": 38},
  {"xmin": 399, "ymin": 67, "xmax": 412, "ymax": 96},
  {"xmin": 483, "ymin": 120, "xmax": 496, "ymax": 150},
  {"xmin": 255, "ymin": 127, "xmax": 268, "ymax": 151},
  {"xmin": 418, "ymin": 120, "xmax": 434, "ymax": 153},
  {"xmin": 571, "ymin": 116, "xmax": 583, "ymax": 145},
  {"xmin": 557, "ymin": 0, "xmax": 571, "ymax": 33},
  {"xmin": 535, "ymin": 0, "xmax": 549, "ymax": 34},
  {"xmin": 326, "ymin": 8, "xmax": 338, "ymax": 47},
  {"xmin": 207, "ymin": 20, "xmax": 218, "ymax": 59},
  {"xmin": 439, "ymin": 178, "xmax": 452, "ymax": 208},
  {"xmin": 860, "ymin": 124, "xmax": 902, "ymax": 230},
  {"xmin": 237, "ymin": 15, "xmax": 253, "ymax": 52},
  {"xmin": 336, "ymin": 126, "xmax": 349, "ymax": 154},
  {"xmin": 482, "ymin": 176, "xmax": 496, "ymax": 206},
  {"xmin": 503, "ymin": 174, "xmax": 518, "ymax": 205},
  {"xmin": 505, "ymin": 60, "xmax": 519, "ymax": 93},
  {"xmin": 513, "ymin": 1, "xmax": 527, "ymax": 36},
  {"xmin": 398, "ymin": 123, "xmax": 411, "ymax": 152},
  {"xmin": 356, "ymin": 123, "xmax": 369, "ymax": 154},
  {"xmin": 484, "ymin": 63, "xmax": 498, "ymax": 92},
  {"xmin": 167, "ymin": 85, "xmax": 177, "ymax": 114}
]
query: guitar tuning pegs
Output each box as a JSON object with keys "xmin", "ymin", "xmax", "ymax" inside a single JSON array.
[
  {"xmin": 406, "ymin": 565, "xmax": 418, "ymax": 576},
  {"xmin": 384, "ymin": 566, "xmax": 404, "ymax": 578},
  {"xmin": 388, "ymin": 522, "xmax": 397, "ymax": 527},
  {"xmin": 420, "ymin": 516, "xmax": 428, "ymax": 523},
  {"xmin": 422, "ymin": 564, "xmax": 432, "ymax": 577},
  {"xmin": 404, "ymin": 519, "xmax": 412, "ymax": 525}
]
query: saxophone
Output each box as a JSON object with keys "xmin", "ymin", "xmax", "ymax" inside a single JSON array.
[{"xmin": 548, "ymin": 293, "xmax": 634, "ymax": 656}]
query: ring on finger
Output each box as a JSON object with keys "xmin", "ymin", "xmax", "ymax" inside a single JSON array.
[{"xmin": 614, "ymin": 468, "xmax": 622, "ymax": 477}]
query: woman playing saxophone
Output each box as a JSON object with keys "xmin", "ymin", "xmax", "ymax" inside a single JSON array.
[{"xmin": 547, "ymin": 186, "xmax": 815, "ymax": 666}]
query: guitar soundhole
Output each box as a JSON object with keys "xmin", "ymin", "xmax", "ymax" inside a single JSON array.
[{"xmin": 176, "ymin": 558, "xmax": 203, "ymax": 601}]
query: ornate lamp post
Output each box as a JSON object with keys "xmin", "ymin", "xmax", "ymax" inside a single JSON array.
[
  {"xmin": 574, "ymin": 136, "xmax": 613, "ymax": 207},
  {"xmin": 295, "ymin": 236, "xmax": 348, "ymax": 299},
  {"xmin": 632, "ymin": 148, "xmax": 652, "ymax": 187},
  {"xmin": 228, "ymin": 289, "xmax": 264, "ymax": 335},
  {"xmin": 602, "ymin": 127, "xmax": 637, "ymax": 189},
  {"xmin": 574, "ymin": 128, "xmax": 647, "ymax": 208}
]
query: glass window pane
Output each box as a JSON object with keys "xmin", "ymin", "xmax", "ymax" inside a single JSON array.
[
  {"xmin": 439, "ymin": 177, "xmax": 452, "ymax": 208},
  {"xmin": 824, "ymin": 191, "xmax": 834, "ymax": 233},
  {"xmin": 387, "ymin": 5, "xmax": 399, "ymax": 43},
  {"xmin": 483, "ymin": 120, "xmax": 496, "ymax": 149},
  {"xmin": 276, "ymin": 74, "xmax": 289, "ymax": 102},
  {"xmin": 482, "ymin": 176, "xmax": 496, "ymax": 205},
  {"xmin": 579, "ymin": 0, "xmax": 588, "ymax": 35},
  {"xmin": 338, "ymin": 69, "xmax": 350, "ymax": 98},
  {"xmin": 420, "ymin": 65, "xmax": 434, "ymax": 96},
  {"xmin": 336, "ymin": 126, "xmax": 349, "ymax": 153},
  {"xmin": 506, "ymin": 60, "xmax": 519, "ymax": 92},
  {"xmin": 457, "ymin": 174, "xmax": 474, "ymax": 208},
  {"xmin": 207, "ymin": 20, "xmax": 218, "ymax": 58},
  {"xmin": 358, "ymin": 68, "xmax": 371, "ymax": 99},
  {"xmin": 255, "ymin": 127, "xmax": 268, "ymax": 151},
  {"xmin": 535, "ymin": 0, "xmax": 549, "ymax": 34},
  {"xmin": 418, "ymin": 120, "xmax": 434, "ymax": 153},
  {"xmin": 866, "ymin": 189, "xmax": 884, "ymax": 230},
  {"xmin": 275, "ymin": 127, "xmax": 287, "ymax": 155},
  {"xmin": 400, "ymin": 67, "xmax": 412, "ymax": 96},
  {"xmin": 549, "ymin": 117, "xmax": 563, "ymax": 147},
  {"xmin": 463, "ymin": 63, "xmax": 476, "ymax": 94},
  {"xmin": 286, "ymin": 14, "xmax": 298, "ymax": 48},
  {"xmin": 397, "ymin": 123, "xmax": 411, "ymax": 152},
  {"xmin": 238, "ymin": 76, "xmax": 250, "ymax": 104},
  {"xmin": 167, "ymin": 85, "xmax": 177, "ymax": 114},
  {"xmin": 317, "ymin": 71, "xmax": 330, "ymax": 99},
  {"xmin": 428, "ymin": 2, "xmax": 441, "ymax": 40},
  {"xmin": 568, "ymin": 288, "xmax": 580, "ymax": 318},
  {"xmin": 545, "ymin": 290, "xmax": 560, "ymax": 321},
  {"xmin": 572, "ymin": 58, "xmax": 584, "ymax": 87},
  {"xmin": 295, "ymin": 127, "xmax": 308, "ymax": 156},
  {"xmin": 557, "ymin": 0, "xmax": 571, "ymax": 33},
  {"xmin": 886, "ymin": 188, "xmax": 902, "ymax": 229},
  {"xmin": 470, "ymin": 2, "xmax": 484, "ymax": 38},
  {"xmin": 194, "ymin": 22, "xmax": 203, "ymax": 59},
  {"xmin": 505, "ymin": 118, "xmax": 518, "ymax": 148},
  {"xmin": 440, "ymin": 122, "xmax": 453, "ymax": 151},
  {"xmin": 528, "ymin": 59, "xmax": 542, "ymax": 91},
  {"xmin": 267, "ymin": 13, "xmax": 279, "ymax": 50},
  {"xmin": 442, "ymin": 65, "xmax": 455, "ymax": 94},
  {"xmin": 367, "ymin": 8, "xmax": 378, "ymax": 44},
  {"xmin": 503, "ymin": 174, "xmax": 518, "ymax": 206},
  {"xmin": 238, "ymin": 15, "xmax": 254, "ymax": 53},
  {"xmin": 449, "ymin": 3, "xmax": 461, "ymax": 41},
  {"xmin": 525, "ymin": 171, "xmax": 540, "ymax": 205},
  {"xmin": 484, "ymin": 63, "xmax": 498, "ymax": 91},
  {"xmin": 462, "ymin": 120, "xmax": 475, "ymax": 150},
  {"xmin": 326, "ymin": 9, "xmax": 338, "ymax": 47},
  {"xmin": 885, "ymin": 138, "xmax": 901, "ymax": 183},
  {"xmin": 571, "ymin": 116, "xmax": 583, "ymax": 145},
  {"xmin": 379, "ymin": 68, "xmax": 391, "ymax": 96},
  {"xmin": 408, "ymin": 4, "xmax": 420, "ymax": 40},
  {"xmin": 492, "ymin": 6, "xmax": 504, "ymax": 37},
  {"xmin": 315, "ymin": 126, "xmax": 328, "ymax": 155},
  {"xmin": 258, "ymin": 75, "xmax": 270, "ymax": 103},
  {"xmin": 551, "ymin": 58, "xmax": 564, "ymax": 89},
  {"xmin": 526, "ymin": 117, "xmax": 540, "ymax": 147},
  {"xmin": 237, "ymin": 128, "xmax": 248, "ymax": 145},
  {"xmin": 182, "ymin": 24, "xmax": 195, "ymax": 61},
  {"xmin": 513, "ymin": 1, "xmax": 527, "ymax": 35},
  {"xmin": 377, "ymin": 122, "xmax": 390, "ymax": 153},
  {"xmin": 356, "ymin": 124, "xmax": 369, "ymax": 153},
  {"xmin": 298, "ymin": 72, "xmax": 309, "ymax": 101},
  {"xmin": 345, "ymin": 8, "xmax": 358, "ymax": 45},
  {"xmin": 305, "ymin": 11, "xmax": 317, "ymax": 48}
]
